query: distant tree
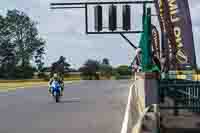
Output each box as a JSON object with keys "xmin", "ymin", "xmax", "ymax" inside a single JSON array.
[
  {"xmin": 13, "ymin": 65, "xmax": 36, "ymax": 79},
  {"xmin": 102, "ymin": 58, "xmax": 110, "ymax": 65},
  {"xmin": 58, "ymin": 56, "xmax": 71, "ymax": 72},
  {"xmin": 116, "ymin": 65, "xmax": 131, "ymax": 76},
  {"xmin": 99, "ymin": 64, "xmax": 112, "ymax": 79},
  {"xmin": 0, "ymin": 10, "xmax": 46, "ymax": 79},
  {"xmin": 79, "ymin": 59, "xmax": 100, "ymax": 80},
  {"xmin": 6, "ymin": 10, "xmax": 45, "ymax": 68},
  {"xmin": 34, "ymin": 47, "xmax": 45, "ymax": 72},
  {"xmin": 50, "ymin": 56, "xmax": 71, "ymax": 78},
  {"xmin": 0, "ymin": 41, "xmax": 16, "ymax": 78},
  {"xmin": 41, "ymin": 67, "xmax": 50, "ymax": 72},
  {"xmin": 100, "ymin": 58, "xmax": 112, "ymax": 79},
  {"xmin": 0, "ymin": 14, "xmax": 16, "ymax": 78}
]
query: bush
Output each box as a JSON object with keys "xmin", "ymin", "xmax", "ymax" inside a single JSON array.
[
  {"xmin": 115, "ymin": 72, "xmax": 121, "ymax": 80},
  {"xmin": 94, "ymin": 74, "xmax": 100, "ymax": 80},
  {"xmin": 116, "ymin": 65, "xmax": 131, "ymax": 76},
  {"xmin": 99, "ymin": 64, "xmax": 112, "ymax": 79},
  {"xmin": 79, "ymin": 59, "xmax": 100, "ymax": 80},
  {"xmin": 81, "ymin": 76, "xmax": 89, "ymax": 80},
  {"xmin": 80, "ymin": 73, "xmax": 100, "ymax": 80},
  {"xmin": 12, "ymin": 65, "xmax": 36, "ymax": 79},
  {"xmin": 38, "ymin": 72, "xmax": 50, "ymax": 81}
]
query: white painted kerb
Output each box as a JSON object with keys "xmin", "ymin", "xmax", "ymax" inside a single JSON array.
[{"xmin": 120, "ymin": 83, "xmax": 134, "ymax": 133}]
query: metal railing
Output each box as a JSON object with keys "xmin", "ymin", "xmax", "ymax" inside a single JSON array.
[{"xmin": 159, "ymin": 74, "xmax": 200, "ymax": 115}]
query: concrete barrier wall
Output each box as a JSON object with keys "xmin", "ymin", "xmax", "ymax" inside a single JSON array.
[
  {"xmin": 120, "ymin": 77, "xmax": 146, "ymax": 133},
  {"xmin": 130, "ymin": 72, "xmax": 159, "ymax": 133},
  {"xmin": 130, "ymin": 80, "xmax": 146, "ymax": 133},
  {"xmin": 120, "ymin": 81, "xmax": 143, "ymax": 133}
]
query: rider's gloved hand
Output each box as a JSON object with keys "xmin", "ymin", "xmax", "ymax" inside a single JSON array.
[{"xmin": 48, "ymin": 86, "xmax": 52, "ymax": 96}]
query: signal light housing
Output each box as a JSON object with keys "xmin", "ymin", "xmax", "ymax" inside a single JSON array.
[
  {"xmin": 108, "ymin": 5, "xmax": 117, "ymax": 31},
  {"xmin": 94, "ymin": 5, "xmax": 103, "ymax": 31},
  {"xmin": 122, "ymin": 5, "xmax": 131, "ymax": 31}
]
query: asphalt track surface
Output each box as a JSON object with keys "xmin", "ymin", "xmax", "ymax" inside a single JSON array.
[{"xmin": 0, "ymin": 80, "xmax": 131, "ymax": 133}]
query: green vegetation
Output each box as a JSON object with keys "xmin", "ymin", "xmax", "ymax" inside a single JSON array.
[
  {"xmin": 50, "ymin": 56, "xmax": 70, "ymax": 78},
  {"xmin": 115, "ymin": 65, "xmax": 131, "ymax": 76},
  {"xmin": 99, "ymin": 58, "xmax": 112, "ymax": 79},
  {"xmin": 0, "ymin": 9, "xmax": 45, "ymax": 79},
  {"xmin": 79, "ymin": 59, "xmax": 100, "ymax": 80},
  {"xmin": 112, "ymin": 65, "xmax": 132, "ymax": 80},
  {"xmin": 100, "ymin": 64, "xmax": 112, "ymax": 79},
  {"xmin": 79, "ymin": 58, "xmax": 132, "ymax": 80}
]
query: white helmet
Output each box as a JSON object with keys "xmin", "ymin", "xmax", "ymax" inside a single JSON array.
[
  {"xmin": 53, "ymin": 73, "xmax": 58, "ymax": 79},
  {"xmin": 136, "ymin": 48, "xmax": 142, "ymax": 54}
]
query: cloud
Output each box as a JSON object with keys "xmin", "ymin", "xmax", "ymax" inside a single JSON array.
[{"xmin": 190, "ymin": 5, "xmax": 200, "ymax": 27}]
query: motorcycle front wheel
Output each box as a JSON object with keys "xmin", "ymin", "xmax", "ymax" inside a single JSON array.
[
  {"xmin": 53, "ymin": 92, "xmax": 60, "ymax": 103},
  {"xmin": 55, "ymin": 94, "xmax": 60, "ymax": 103}
]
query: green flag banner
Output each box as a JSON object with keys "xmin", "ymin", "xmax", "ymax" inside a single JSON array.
[{"xmin": 139, "ymin": 8, "xmax": 160, "ymax": 72}]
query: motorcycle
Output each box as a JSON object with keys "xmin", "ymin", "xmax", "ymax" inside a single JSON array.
[{"xmin": 50, "ymin": 81, "xmax": 62, "ymax": 103}]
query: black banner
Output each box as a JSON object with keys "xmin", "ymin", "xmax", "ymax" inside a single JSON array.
[
  {"xmin": 154, "ymin": 0, "xmax": 176, "ymax": 71},
  {"xmin": 173, "ymin": 0, "xmax": 196, "ymax": 69},
  {"xmin": 155, "ymin": 0, "xmax": 196, "ymax": 70}
]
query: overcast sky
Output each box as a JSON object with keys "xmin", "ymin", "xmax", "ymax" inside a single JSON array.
[{"xmin": 0, "ymin": 0, "xmax": 200, "ymax": 69}]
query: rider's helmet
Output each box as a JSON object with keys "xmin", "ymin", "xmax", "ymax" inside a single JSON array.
[
  {"xmin": 53, "ymin": 73, "xmax": 58, "ymax": 80},
  {"xmin": 136, "ymin": 48, "xmax": 142, "ymax": 55}
]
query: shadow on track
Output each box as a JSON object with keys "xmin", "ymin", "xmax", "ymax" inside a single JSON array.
[
  {"xmin": 60, "ymin": 99, "xmax": 81, "ymax": 104},
  {"xmin": 48, "ymin": 98, "xmax": 81, "ymax": 104}
]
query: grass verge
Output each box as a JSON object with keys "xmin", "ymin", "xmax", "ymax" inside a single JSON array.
[{"xmin": 0, "ymin": 78, "xmax": 80, "ymax": 91}]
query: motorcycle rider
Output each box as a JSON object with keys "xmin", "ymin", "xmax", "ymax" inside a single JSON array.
[
  {"xmin": 132, "ymin": 48, "xmax": 142, "ymax": 72},
  {"xmin": 48, "ymin": 73, "xmax": 64, "ymax": 96}
]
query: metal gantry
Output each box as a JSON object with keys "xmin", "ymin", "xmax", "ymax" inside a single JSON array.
[{"xmin": 50, "ymin": 1, "xmax": 155, "ymax": 49}]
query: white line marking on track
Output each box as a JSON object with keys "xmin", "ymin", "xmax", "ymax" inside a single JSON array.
[{"xmin": 120, "ymin": 83, "xmax": 134, "ymax": 133}]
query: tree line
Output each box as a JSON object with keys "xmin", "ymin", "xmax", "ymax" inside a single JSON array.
[
  {"xmin": 41, "ymin": 56, "xmax": 132, "ymax": 80},
  {"xmin": 79, "ymin": 58, "xmax": 132, "ymax": 80}
]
